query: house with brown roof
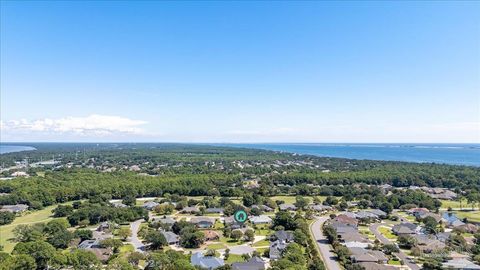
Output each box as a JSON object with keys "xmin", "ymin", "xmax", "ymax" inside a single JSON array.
[{"xmin": 203, "ymin": 230, "xmax": 220, "ymax": 241}]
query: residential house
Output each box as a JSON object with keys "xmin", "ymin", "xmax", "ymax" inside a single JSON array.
[
  {"xmin": 269, "ymin": 240, "xmax": 288, "ymax": 260},
  {"xmin": 392, "ymin": 223, "xmax": 418, "ymax": 235},
  {"xmin": 111, "ymin": 202, "xmax": 128, "ymax": 208},
  {"xmin": 279, "ymin": 204, "xmax": 297, "ymax": 211},
  {"xmin": 229, "ymin": 245, "xmax": 256, "ymax": 255},
  {"xmin": 205, "ymin": 208, "xmax": 224, "ymax": 214},
  {"xmin": 356, "ymin": 211, "xmax": 378, "ymax": 220},
  {"xmin": 232, "ymin": 257, "xmax": 266, "ymax": 270},
  {"xmin": 191, "ymin": 252, "xmax": 225, "ymax": 270},
  {"xmin": 367, "ymin": 209, "xmax": 387, "ymax": 219},
  {"xmin": 272, "ymin": 230, "xmax": 294, "ymax": 243},
  {"xmin": 418, "ymin": 212, "xmax": 442, "ymax": 223},
  {"xmin": 458, "ymin": 224, "xmax": 478, "ymax": 234},
  {"xmin": 0, "ymin": 204, "xmax": 29, "ymax": 213},
  {"xmin": 203, "ymin": 230, "xmax": 220, "ymax": 241},
  {"xmin": 251, "ymin": 205, "xmax": 274, "ymax": 212},
  {"xmin": 333, "ymin": 214, "xmax": 358, "ymax": 227},
  {"xmin": 152, "ymin": 217, "xmax": 176, "ymax": 229},
  {"xmin": 143, "ymin": 201, "xmax": 159, "ymax": 210},
  {"xmin": 250, "ymin": 215, "xmax": 272, "ymax": 225},
  {"xmin": 97, "ymin": 221, "xmax": 113, "ymax": 232},
  {"xmin": 442, "ymin": 212, "xmax": 466, "ymax": 228},
  {"xmin": 443, "ymin": 259, "xmax": 480, "ymax": 270},
  {"xmin": 161, "ymin": 231, "xmax": 179, "ymax": 245},
  {"xmin": 78, "ymin": 239, "xmax": 112, "ymax": 262},
  {"xmin": 182, "ymin": 206, "xmax": 201, "ymax": 214},
  {"xmin": 356, "ymin": 262, "xmax": 397, "ymax": 270},
  {"xmin": 348, "ymin": 247, "xmax": 388, "ymax": 264},
  {"xmin": 190, "ymin": 217, "xmax": 215, "ymax": 228},
  {"xmin": 309, "ymin": 204, "xmax": 332, "ymax": 213}
]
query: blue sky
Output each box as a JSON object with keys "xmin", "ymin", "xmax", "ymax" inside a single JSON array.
[{"xmin": 1, "ymin": 1, "xmax": 479, "ymax": 143}]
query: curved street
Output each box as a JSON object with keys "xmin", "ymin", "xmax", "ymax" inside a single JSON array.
[
  {"xmin": 310, "ymin": 216, "xmax": 342, "ymax": 270},
  {"xmin": 129, "ymin": 219, "xmax": 145, "ymax": 253},
  {"xmin": 369, "ymin": 223, "xmax": 419, "ymax": 270}
]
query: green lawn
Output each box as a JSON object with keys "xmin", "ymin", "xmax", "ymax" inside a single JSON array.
[
  {"xmin": 453, "ymin": 210, "xmax": 480, "ymax": 223},
  {"xmin": 439, "ymin": 199, "xmax": 469, "ymax": 209},
  {"xmin": 0, "ymin": 202, "xmax": 73, "ymax": 253},
  {"xmin": 226, "ymin": 254, "xmax": 245, "ymax": 264},
  {"xmin": 388, "ymin": 259, "xmax": 402, "ymax": 265},
  {"xmin": 119, "ymin": 244, "xmax": 135, "ymax": 254},
  {"xmin": 207, "ymin": 243, "xmax": 227, "ymax": 250},
  {"xmin": 219, "ymin": 236, "xmax": 244, "ymax": 246},
  {"xmin": 252, "ymin": 239, "xmax": 269, "ymax": 247},
  {"xmin": 254, "ymin": 225, "xmax": 273, "ymax": 236},
  {"xmin": 378, "ymin": 226, "xmax": 396, "ymax": 240}
]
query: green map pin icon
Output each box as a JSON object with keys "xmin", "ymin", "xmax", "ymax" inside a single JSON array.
[{"xmin": 234, "ymin": 210, "xmax": 247, "ymax": 223}]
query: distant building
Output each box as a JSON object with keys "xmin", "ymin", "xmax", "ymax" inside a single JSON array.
[
  {"xmin": 205, "ymin": 208, "xmax": 224, "ymax": 214},
  {"xmin": 143, "ymin": 201, "xmax": 159, "ymax": 210},
  {"xmin": 182, "ymin": 206, "xmax": 200, "ymax": 214},
  {"xmin": 279, "ymin": 204, "xmax": 297, "ymax": 211},
  {"xmin": 0, "ymin": 204, "xmax": 29, "ymax": 213},
  {"xmin": 443, "ymin": 259, "xmax": 480, "ymax": 270}
]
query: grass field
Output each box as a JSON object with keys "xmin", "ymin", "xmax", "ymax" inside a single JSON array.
[
  {"xmin": 0, "ymin": 203, "xmax": 72, "ymax": 253},
  {"xmin": 252, "ymin": 239, "xmax": 269, "ymax": 247},
  {"xmin": 207, "ymin": 243, "xmax": 227, "ymax": 250},
  {"xmin": 388, "ymin": 259, "xmax": 402, "ymax": 265},
  {"xmin": 439, "ymin": 199, "xmax": 471, "ymax": 209},
  {"xmin": 378, "ymin": 226, "xmax": 396, "ymax": 240},
  {"xmin": 453, "ymin": 210, "xmax": 480, "ymax": 223},
  {"xmin": 226, "ymin": 254, "xmax": 245, "ymax": 264}
]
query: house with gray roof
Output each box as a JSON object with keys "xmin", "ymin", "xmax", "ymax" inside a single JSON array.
[
  {"xmin": 152, "ymin": 216, "xmax": 176, "ymax": 227},
  {"xmin": 250, "ymin": 215, "xmax": 272, "ymax": 225},
  {"xmin": 273, "ymin": 230, "xmax": 294, "ymax": 242},
  {"xmin": 269, "ymin": 240, "xmax": 288, "ymax": 260},
  {"xmin": 182, "ymin": 206, "xmax": 200, "ymax": 214},
  {"xmin": 143, "ymin": 201, "xmax": 159, "ymax": 210},
  {"xmin": 191, "ymin": 252, "xmax": 224, "ymax": 269},
  {"xmin": 279, "ymin": 203, "xmax": 297, "ymax": 211},
  {"xmin": 190, "ymin": 217, "xmax": 215, "ymax": 228},
  {"xmin": 392, "ymin": 223, "xmax": 418, "ymax": 235},
  {"xmin": 0, "ymin": 204, "xmax": 29, "ymax": 213},
  {"xmin": 443, "ymin": 259, "xmax": 480, "ymax": 270},
  {"xmin": 232, "ymin": 257, "xmax": 266, "ymax": 270},
  {"xmin": 348, "ymin": 247, "xmax": 388, "ymax": 264},
  {"xmin": 161, "ymin": 231, "xmax": 179, "ymax": 245},
  {"xmin": 205, "ymin": 208, "xmax": 224, "ymax": 214}
]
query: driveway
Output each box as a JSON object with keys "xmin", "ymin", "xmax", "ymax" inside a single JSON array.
[
  {"xmin": 129, "ymin": 219, "xmax": 145, "ymax": 252},
  {"xmin": 369, "ymin": 223, "xmax": 419, "ymax": 270},
  {"xmin": 310, "ymin": 216, "xmax": 342, "ymax": 270}
]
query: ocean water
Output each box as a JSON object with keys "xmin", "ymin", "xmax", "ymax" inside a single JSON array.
[
  {"xmin": 0, "ymin": 145, "xmax": 36, "ymax": 154},
  {"xmin": 220, "ymin": 143, "xmax": 480, "ymax": 166}
]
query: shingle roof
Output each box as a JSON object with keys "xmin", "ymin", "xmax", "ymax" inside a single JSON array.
[{"xmin": 191, "ymin": 252, "xmax": 225, "ymax": 269}]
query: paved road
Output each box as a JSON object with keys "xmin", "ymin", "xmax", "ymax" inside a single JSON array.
[
  {"xmin": 369, "ymin": 223, "xmax": 419, "ymax": 270},
  {"xmin": 129, "ymin": 219, "xmax": 145, "ymax": 252},
  {"xmin": 310, "ymin": 216, "xmax": 342, "ymax": 270}
]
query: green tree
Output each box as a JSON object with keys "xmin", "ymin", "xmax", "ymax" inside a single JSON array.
[
  {"xmin": 145, "ymin": 231, "xmax": 167, "ymax": 249},
  {"xmin": 67, "ymin": 249, "xmax": 101, "ymax": 270},
  {"xmin": 12, "ymin": 241, "xmax": 56, "ymax": 269}
]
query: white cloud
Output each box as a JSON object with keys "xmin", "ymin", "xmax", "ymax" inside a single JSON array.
[{"xmin": 1, "ymin": 114, "xmax": 148, "ymax": 137}]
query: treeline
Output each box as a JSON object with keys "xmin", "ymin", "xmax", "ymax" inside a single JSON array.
[
  {"xmin": 271, "ymin": 163, "xmax": 480, "ymax": 189},
  {"xmin": 0, "ymin": 170, "xmax": 239, "ymax": 208}
]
